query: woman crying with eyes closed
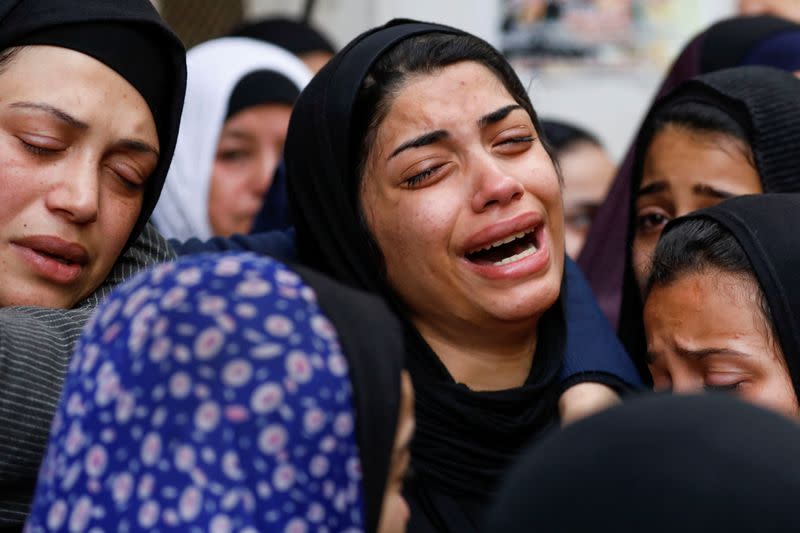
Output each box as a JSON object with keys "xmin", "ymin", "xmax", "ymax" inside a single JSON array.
[
  {"xmin": 284, "ymin": 19, "xmax": 636, "ymax": 532},
  {"xmin": 0, "ymin": 1, "xmax": 184, "ymax": 310},
  {"xmin": 0, "ymin": 0, "xmax": 185, "ymax": 527},
  {"xmin": 643, "ymin": 194, "xmax": 800, "ymax": 419}
]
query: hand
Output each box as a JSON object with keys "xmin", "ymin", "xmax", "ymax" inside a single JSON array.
[{"xmin": 558, "ymin": 382, "xmax": 621, "ymax": 426}]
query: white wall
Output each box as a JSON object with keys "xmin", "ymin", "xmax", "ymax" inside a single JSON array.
[
  {"xmin": 245, "ymin": 0, "xmax": 738, "ymax": 160},
  {"xmin": 245, "ymin": 0, "xmax": 500, "ymax": 47}
]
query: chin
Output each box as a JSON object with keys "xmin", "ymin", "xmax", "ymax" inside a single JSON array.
[
  {"xmin": 483, "ymin": 275, "xmax": 562, "ymax": 323},
  {"xmin": 0, "ymin": 280, "xmax": 80, "ymax": 309}
]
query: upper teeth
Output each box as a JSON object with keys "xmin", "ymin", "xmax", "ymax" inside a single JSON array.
[{"xmin": 474, "ymin": 230, "xmax": 532, "ymax": 253}]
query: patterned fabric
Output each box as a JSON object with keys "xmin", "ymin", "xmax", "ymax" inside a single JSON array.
[
  {"xmin": 25, "ymin": 253, "xmax": 365, "ymax": 533},
  {"xmin": 0, "ymin": 223, "xmax": 176, "ymax": 528}
]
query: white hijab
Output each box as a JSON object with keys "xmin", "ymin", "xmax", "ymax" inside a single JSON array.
[{"xmin": 152, "ymin": 37, "xmax": 312, "ymax": 241}]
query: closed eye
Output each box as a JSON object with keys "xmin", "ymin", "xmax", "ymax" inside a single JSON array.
[
  {"xmin": 499, "ymin": 136, "xmax": 534, "ymax": 145},
  {"xmin": 19, "ymin": 138, "xmax": 59, "ymax": 156},
  {"xmin": 703, "ymin": 382, "xmax": 742, "ymax": 393},
  {"xmin": 403, "ymin": 163, "xmax": 449, "ymax": 188}
]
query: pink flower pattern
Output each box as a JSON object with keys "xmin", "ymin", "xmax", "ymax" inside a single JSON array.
[{"xmin": 25, "ymin": 254, "xmax": 365, "ymax": 533}]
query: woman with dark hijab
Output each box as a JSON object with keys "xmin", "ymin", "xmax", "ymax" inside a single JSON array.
[
  {"xmin": 540, "ymin": 119, "xmax": 615, "ymax": 259},
  {"xmin": 617, "ymin": 66, "xmax": 800, "ymax": 377},
  {"xmin": 283, "ymin": 19, "xmax": 637, "ymax": 532},
  {"xmin": 579, "ymin": 15, "xmax": 800, "ymax": 326},
  {"xmin": 0, "ymin": 0, "xmax": 185, "ymax": 527},
  {"xmin": 644, "ymin": 194, "xmax": 800, "ymax": 417},
  {"xmin": 486, "ymin": 393, "xmax": 800, "ymax": 532},
  {"xmin": 25, "ymin": 253, "xmax": 413, "ymax": 533},
  {"xmin": 151, "ymin": 37, "xmax": 310, "ymax": 241}
]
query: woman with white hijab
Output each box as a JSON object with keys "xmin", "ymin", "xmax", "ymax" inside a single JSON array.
[{"xmin": 152, "ymin": 37, "xmax": 311, "ymax": 241}]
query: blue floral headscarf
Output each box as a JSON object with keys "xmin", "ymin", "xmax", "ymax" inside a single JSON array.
[{"xmin": 25, "ymin": 253, "xmax": 395, "ymax": 532}]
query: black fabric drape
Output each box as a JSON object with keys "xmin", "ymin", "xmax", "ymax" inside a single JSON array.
[
  {"xmin": 486, "ymin": 393, "xmax": 800, "ymax": 532},
  {"xmin": 0, "ymin": 0, "xmax": 186, "ymax": 249},
  {"xmin": 230, "ymin": 16, "xmax": 336, "ymax": 56},
  {"xmin": 285, "ymin": 18, "xmax": 566, "ymax": 532},
  {"xmin": 617, "ymin": 66, "xmax": 800, "ymax": 377}
]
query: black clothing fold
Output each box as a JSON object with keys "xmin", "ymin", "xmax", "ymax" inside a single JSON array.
[{"xmin": 487, "ymin": 393, "xmax": 800, "ymax": 532}]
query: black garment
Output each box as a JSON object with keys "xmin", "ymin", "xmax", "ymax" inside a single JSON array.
[
  {"xmin": 284, "ymin": 19, "xmax": 566, "ymax": 532},
  {"xmin": 0, "ymin": 0, "xmax": 186, "ymax": 249},
  {"xmin": 579, "ymin": 15, "xmax": 800, "ymax": 330},
  {"xmin": 662, "ymin": 194, "xmax": 800, "ymax": 400},
  {"xmin": 617, "ymin": 66, "xmax": 800, "ymax": 377},
  {"xmin": 486, "ymin": 393, "xmax": 800, "ymax": 532},
  {"xmin": 230, "ymin": 16, "xmax": 336, "ymax": 56}
]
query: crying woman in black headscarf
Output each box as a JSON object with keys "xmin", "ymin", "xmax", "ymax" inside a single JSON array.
[
  {"xmin": 644, "ymin": 194, "xmax": 800, "ymax": 419},
  {"xmin": 285, "ymin": 19, "xmax": 636, "ymax": 533},
  {"xmin": 0, "ymin": 0, "xmax": 184, "ymax": 309}
]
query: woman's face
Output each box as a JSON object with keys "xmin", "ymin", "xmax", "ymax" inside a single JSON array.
[
  {"xmin": 632, "ymin": 125, "xmax": 761, "ymax": 291},
  {"xmin": 0, "ymin": 46, "xmax": 158, "ymax": 308},
  {"xmin": 377, "ymin": 372, "xmax": 415, "ymax": 533},
  {"xmin": 360, "ymin": 61, "xmax": 564, "ymax": 335},
  {"xmin": 208, "ymin": 103, "xmax": 292, "ymax": 237},
  {"xmin": 644, "ymin": 270, "xmax": 799, "ymax": 418},
  {"xmin": 560, "ymin": 140, "xmax": 615, "ymax": 259}
]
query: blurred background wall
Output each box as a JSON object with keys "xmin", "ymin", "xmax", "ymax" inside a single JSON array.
[{"xmin": 157, "ymin": 0, "xmax": 740, "ymax": 160}]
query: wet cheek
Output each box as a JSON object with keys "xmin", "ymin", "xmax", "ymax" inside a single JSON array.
[
  {"xmin": 377, "ymin": 202, "xmax": 452, "ymax": 259},
  {"xmin": 751, "ymin": 370, "xmax": 799, "ymax": 416}
]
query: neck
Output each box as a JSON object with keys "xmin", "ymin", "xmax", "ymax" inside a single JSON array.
[{"xmin": 413, "ymin": 315, "xmax": 539, "ymax": 391}]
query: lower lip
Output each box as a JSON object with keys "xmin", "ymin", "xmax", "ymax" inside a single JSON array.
[
  {"xmin": 12, "ymin": 244, "xmax": 84, "ymax": 284},
  {"xmin": 460, "ymin": 226, "xmax": 551, "ymax": 281}
]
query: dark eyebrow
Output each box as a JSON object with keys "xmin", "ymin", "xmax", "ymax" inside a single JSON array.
[
  {"xmin": 9, "ymin": 101, "xmax": 89, "ymax": 130},
  {"xmin": 675, "ymin": 345, "xmax": 752, "ymax": 361},
  {"xmin": 389, "ymin": 129, "xmax": 449, "ymax": 160},
  {"xmin": 117, "ymin": 139, "xmax": 159, "ymax": 159},
  {"xmin": 220, "ymin": 129, "xmax": 257, "ymax": 142},
  {"xmin": 637, "ymin": 181, "xmax": 668, "ymax": 198},
  {"xmin": 692, "ymin": 184, "xmax": 736, "ymax": 200},
  {"xmin": 478, "ymin": 104, "xmax": 523, "ymax": 128}
]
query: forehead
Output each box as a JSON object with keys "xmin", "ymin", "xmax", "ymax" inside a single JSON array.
[
  {"xmin": 645, "ymin": 271, "xmax": 763, "ymax": 337},
  {"xmin": 378, "ymin": 61, "xmax": 520, "ymax": 137},
  {"xmin": 642, "ymin": 125, "xmax": 760, "ymax": 189},
  {"xmin": 222, "ymin": 103, "xmax": 293, "ymax": 136},
  {"xmin": 0, "ymin": 45, "xmax": 158, "ymax": 142}
]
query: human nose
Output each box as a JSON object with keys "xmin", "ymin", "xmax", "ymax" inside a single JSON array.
[
  {"xmin": 45, "ymin": 158, "xmax": 99, "ymax": 224},
  {"xmin": 253, "ymin": 151, "xmax": 279, "ymax": 196},
  {"xmin": 470, "ymin": 154, "xmax": 524, "ymax": 213}
]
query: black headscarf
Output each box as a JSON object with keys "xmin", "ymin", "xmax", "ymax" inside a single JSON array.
[
  {"xmin": 230, "ymin": 16, "xmax": 336, "ymax": 56},
  {"xmin": 0, "ymin": 0, "xmax": 186, "ymax": 249},
  {"xmin": 285, "ymin": 19, "xmax": 566, "ymax": 532},
  {"xmin": 486, "ymin": 393, "xmax": 800, "ymax": 532},
  {"xmin": 225, "ymin": 69, "xmax": 301, "ymax": 120},
  {"xmin": 617, "ymin": 66, "xmax": 800, "ymax": 376},
  {"xmin": 659, "ymin": 194, "xmax": 800, "ymax": 401},
  {"xmin": 579, "ymin": 15, "xmax": 800, "ymax": 327}
]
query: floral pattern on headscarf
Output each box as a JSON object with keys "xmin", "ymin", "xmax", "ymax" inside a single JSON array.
[{"xmin": 25, "ymin": 253, "xmax": 365, "ymax": 533}]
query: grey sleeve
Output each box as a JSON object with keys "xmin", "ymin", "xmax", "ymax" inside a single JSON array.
[{"xmin": 0, "ymin": 223, "xmax": 175, "ymax": 526}]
